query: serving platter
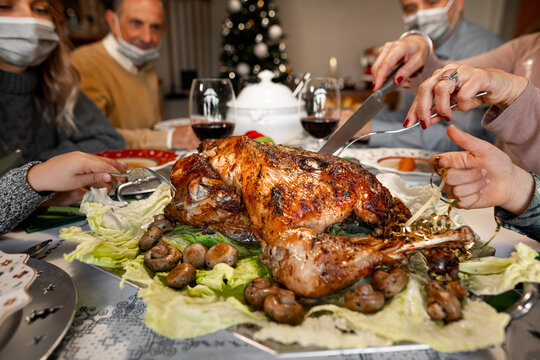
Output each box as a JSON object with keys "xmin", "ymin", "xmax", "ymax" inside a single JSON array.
[
  {"xmin": 340, "ymin": 148, "xmax": 438, "ymax": 185},
  {"xmin": 230, "ymin": 323, "xmax": 430, "ymax": 358},
  {"xmin": 0, "ymin": 258, "xmax": 77, "ymax": 359}
]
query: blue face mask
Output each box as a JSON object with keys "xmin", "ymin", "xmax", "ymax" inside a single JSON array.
[
  {"xmin": 0, "ymin": 17, "xmax": 59, "ymax": 67},
  {"xmin": 114, "ymin": 15, "xmax": 160, "ymax": 66}
]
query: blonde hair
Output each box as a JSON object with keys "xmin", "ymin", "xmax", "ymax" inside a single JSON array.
[{"xmin": 38, "ymin": 0, "xmax": 79, "ymax": 132}]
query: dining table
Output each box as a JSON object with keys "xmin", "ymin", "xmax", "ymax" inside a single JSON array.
[{"xmin": 1, "ymin": 149, "xmax": 540, "ymax": 360}]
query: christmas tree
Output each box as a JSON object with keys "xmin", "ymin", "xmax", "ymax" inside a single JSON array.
[{"xmin": 219, "ymin": 0, "xmax": 290, "ymax": 90}]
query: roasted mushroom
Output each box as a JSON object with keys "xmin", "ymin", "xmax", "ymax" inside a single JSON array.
[
  {"xmin": 144, "ymin": 240, "xmax": 181, "ymax": 272},
  {"xmin": 183, "ymin": 243, "xmax": 208, "ymax": 269},
  {"xmin": 372, "ymin": 268, "xmax": 408, "ymax": 298},
  {"xmin": 205, "ymin": 243, "xmax": 238, "ymax": 269},
  {"xmin": 147, "ymin": 217, "xmax": 175, "ymax": 232},
  {"xmin": 153, "ymin": 214, "xmax": 167, "ymax": 221},
  {"xmin": 166, "ymin": 263, "xmax": 197, "ymax": 289},
  {"xmin": 139, "ymin": 227, "xmax": 163, "ymax": 251},
  {"xmin": 426, "ymin": 248, "xmax": 460, "ymax": 279},
  {"xmin": 427, "ymin": 280, "xmax": 462, "ymax": 322},
  {"xmin": 264, "ymin": 288, "xmax": 304, "ymax": 325},
  {"xmin": 344, "ymin": 283, "xmax": 385, "ymax": 313},
  {"xmin": 445, "ymin": 280, "xmax": 467, "ymax": 300},
  {"xmin": 244, "ymin": 277, "xmax": 280, "ymax": 308}
]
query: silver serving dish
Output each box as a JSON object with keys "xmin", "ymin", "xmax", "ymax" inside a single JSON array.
[
  {"xmin": 228, "ymin": 282, "xmax": 539, "ymax": 357},
  {"xmin": 0, "ymin": 258, "xmax": 77, "ymax": 359}
]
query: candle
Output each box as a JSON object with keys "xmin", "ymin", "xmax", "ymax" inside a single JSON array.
[{"xmin": 329, "ymin": 56, "xmax": 338, "ymax": 78}]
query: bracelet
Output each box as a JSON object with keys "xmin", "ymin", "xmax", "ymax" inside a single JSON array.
[
  {"xmin": 399, "ymin": 30, "xmax": 433, "ymax": 58},
  {"xmin": 166, "ymin": 129, "xmax": 174, "ymax": 150}
]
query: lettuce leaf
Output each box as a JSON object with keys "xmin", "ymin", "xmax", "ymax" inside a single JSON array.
[
  {"xmin": 61, "ymin": 184, "xmax": 172, "ymax": 268},
  {"xmin": 139, "ymin": 278, "xmax": 267, "ymax": 339},
  {"xmin": 254, "ymin": 276, "xmax": 510, "ymax": 353},
  {"xmin": 459, "ymin": 242, "xmax": 540, "ymax": 295},
  {"xmin": 119, "ymin": 255, "xmax": 270, "ymax": 338}
]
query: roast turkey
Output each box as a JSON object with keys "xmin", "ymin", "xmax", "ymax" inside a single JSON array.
[{"xmin": 165, "ymin": 136, "xmax": 473, "ymax": 297}]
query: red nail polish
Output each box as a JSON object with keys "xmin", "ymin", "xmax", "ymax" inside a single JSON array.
[
  {"xmin": 403, "ymin": 119, "xmax": 410, "ymax": 128},
  {"xmin": 444, "ymin": 117, "xmax": 450, "ymax": 122},
  {"xmin": 420, "ymin": 120, "xmax": 427, "ymax": 129},
  {"xmin": 396, "ymin": 76, "xmax": 403, "ymax": 85}
]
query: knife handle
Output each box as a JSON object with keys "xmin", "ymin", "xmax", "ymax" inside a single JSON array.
[{"xmin": 375, "ymin": 66, "xmax": 401, "ymax": 97}]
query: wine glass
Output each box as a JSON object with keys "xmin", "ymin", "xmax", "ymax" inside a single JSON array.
[
  {"xmin": 299, "ymin": 77, "xmax": 341, "ymax": 150},
  {"xmin": 189, "ymin": 78, "xmax": 237, "ymax": 142}
]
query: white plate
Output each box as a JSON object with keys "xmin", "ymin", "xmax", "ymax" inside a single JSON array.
[
  {"xmin": 153, "ymin": 118, "xmax": 190, "ymax": 131},
  {"xmin": 0, "ymin": 250, "xmax": 36, "ymax": 325},
  {"xmin": 342, "ymin": 147, "xmax": 438, "ymax": 176}
]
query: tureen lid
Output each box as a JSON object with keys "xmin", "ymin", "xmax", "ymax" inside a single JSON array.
[{"xmin": 234, "ymin": 70, "xmax": 297, "ymax": 109}]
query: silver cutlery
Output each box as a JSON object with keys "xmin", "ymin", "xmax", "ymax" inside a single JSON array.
[
  {"xmin": 22, "ymin": 239, "xmax": 53, "ymax": 258},
  {"xmin": 336, "ymin": 91, "xmax": 489, "ymax": 156},
  {"xmin": 110, "ymin": 166, "xmax": 175, "ymax": 190}
]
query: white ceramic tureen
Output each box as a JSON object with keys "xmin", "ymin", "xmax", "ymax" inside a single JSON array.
[{"xmin": 230, "ymin": 70, "xmax": 304, "ymax": 144}]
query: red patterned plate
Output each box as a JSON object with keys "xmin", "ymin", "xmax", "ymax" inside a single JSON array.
[{"xmin": 95, "ymin": 149, "xmax": 178, "ymax": 170}]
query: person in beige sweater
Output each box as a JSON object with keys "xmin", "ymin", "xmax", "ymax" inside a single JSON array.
[{"xmin": 71, "ymin": 0, "xmax": 198, "ymax": 150}]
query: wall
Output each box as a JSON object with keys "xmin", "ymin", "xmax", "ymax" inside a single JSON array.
[
  {"xmin": 161, "ymin": 0, "xmax": 508, "ymax": 118},
  {"xmin": 247, "ymin": 0, "xmax": 507, "ymax": 82}
]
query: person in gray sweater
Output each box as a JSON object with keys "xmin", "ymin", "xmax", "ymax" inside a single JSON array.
[
  {"xmin": 0, "ymin": 151, "xmax": 125, "ymax": 235},
  {"xmin": 0, "ymin": 0, "xmax": 125, "ymax": 164}
]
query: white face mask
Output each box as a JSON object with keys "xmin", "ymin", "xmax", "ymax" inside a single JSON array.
[
  {"xmin": 114, "ymin": 15, "xmax": 160, "ymax": 66},
  {"xmin": 0, "ymin": 17, "xmax": 59, "ymax": 68},
  {"xmin": 403, "ymin": 0, "xmax": 456, "ymax": 45}
]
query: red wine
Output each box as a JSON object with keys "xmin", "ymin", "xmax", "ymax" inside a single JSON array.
[
  {"xmin": 301, "ymin": 116, "xmax": 339, "ymax": 139},
  {"xmin": 192, "ymin": 122, "xmax": 235, "ymax": 141}
]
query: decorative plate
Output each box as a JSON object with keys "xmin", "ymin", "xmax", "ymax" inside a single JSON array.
[
  {"xmin": 343, "ymin": 147, "xmax": 438, "ymax": 177},
  {"xmin": 0, "ymin": 250, "xmax": 37, "ymax": 324},
  {"xmin": 95, "ymin": 149, "xmax": 179, "ymax": 170}
]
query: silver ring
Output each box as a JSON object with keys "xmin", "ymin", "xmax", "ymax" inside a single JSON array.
[{"xmin": 439, "ymin": 70, "xmax": 458, "ymax": 84}]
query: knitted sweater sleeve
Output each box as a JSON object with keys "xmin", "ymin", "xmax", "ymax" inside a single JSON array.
[
  {"xmin": 38, "ymin": 92, "xmax": 126, "ymax": 161},
  {"xmin": 0, "ymin": 162, "xmax": 55, "ymax": 235},
  {"xmin": 495, "ymin": 173, "xmax": 540, "ymax": 241}
]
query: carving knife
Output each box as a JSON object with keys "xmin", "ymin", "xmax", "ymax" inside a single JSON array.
[{"xmin": 318, "ymin": 71, "xmax": 399, "ymax": 154}]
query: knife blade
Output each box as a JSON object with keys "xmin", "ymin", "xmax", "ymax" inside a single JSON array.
[
  {"xmin": 318, "ymin": 71, "xmax": 400, "ymax": 155},
  {"xmin": 22, "ymin": 239, "xmax": 53, "ymax": 258}
]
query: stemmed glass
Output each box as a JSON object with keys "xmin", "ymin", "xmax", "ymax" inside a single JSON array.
[
  {"xmin": 299, "ymin": 77, "xmax": 341, "ymax": 150},
  {"xmin": 189, "ymin": 78, "xmax": 236, "ymax": 141}
]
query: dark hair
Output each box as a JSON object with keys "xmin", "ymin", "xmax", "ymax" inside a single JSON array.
[{"xmin": 40, "ymin": 0, "xmax": 79, "ymax": 132}]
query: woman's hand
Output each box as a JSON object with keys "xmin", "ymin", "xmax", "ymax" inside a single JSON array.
[
  {"xmin": 371, "ymin": 34, "xmax": 431, "ymax": 91},
  {"xmin": 26, "ymin": 151, "xmax": 127, "ymax": 205},
  {"xmin": 406, "ymin": 64, "xmax": 529, "ymax": 129},
  {"xmin": 430, "ymin": 125, "xmax": 534, "ymax": 215}
]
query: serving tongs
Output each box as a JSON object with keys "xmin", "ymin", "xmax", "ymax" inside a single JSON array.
[{"xmin": 110, "ymin": 167, "xmax": 175, "ymax": 202}]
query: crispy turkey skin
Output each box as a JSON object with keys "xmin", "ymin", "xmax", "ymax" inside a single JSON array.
[{"xmin": 166, "ymin": 137, "xmax": 473, "ymax": 297}]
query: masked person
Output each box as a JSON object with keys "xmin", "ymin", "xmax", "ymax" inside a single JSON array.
[
  {"xmin": 0, "ymin": 0, "xmax": 125, "ymax": 163},
  {"xmin": 71, "ymin": 0, "xmax": 198, "ymax": 150},
  {"xmin": 355, "ymin": 0, "xmax": 502, "ymax": 152}
]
